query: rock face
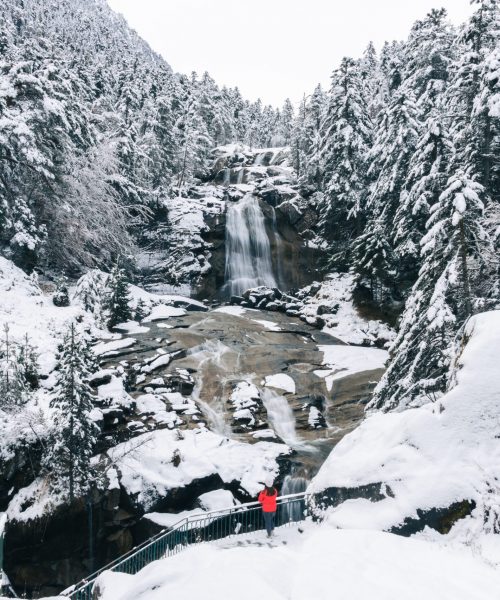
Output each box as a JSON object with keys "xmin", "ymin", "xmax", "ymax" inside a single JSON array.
[
  {"xmin": 4, "ymin": 474, "xmax": 240, "ymax": 598},
  {"xmin": 138, "ymin": 145, "xmax": 322, "ymax": 300}
]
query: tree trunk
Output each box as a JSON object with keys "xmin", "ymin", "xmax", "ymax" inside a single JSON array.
[
  {"xmin": 483, "ymin": 114, "xmax": 491, "ymax": 190},
  {"xmin": 459, "ymin": 221, "xmax": 472, "ymax": 317},
  {"xmin": 69, "ymin": 324, "xmax": 75, "ymax": 503}
]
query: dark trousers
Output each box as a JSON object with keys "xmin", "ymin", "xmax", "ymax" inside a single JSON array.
[{"xmin": 263, "ymin": 511, "xmax": 276, "ymax": 535}]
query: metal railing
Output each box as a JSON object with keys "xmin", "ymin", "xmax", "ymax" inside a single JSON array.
[{"xmin": 63, "ymin": 492, "xmax": 310, "ymax": 600}]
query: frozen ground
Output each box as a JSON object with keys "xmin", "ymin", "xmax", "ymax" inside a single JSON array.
[{"xmin": 90, "ymin": 520, "xmax": 500, "ymax": 600}]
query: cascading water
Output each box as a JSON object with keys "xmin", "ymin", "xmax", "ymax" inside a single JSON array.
[
  {"xmin": 281, "ymin": 473, "xmax": 310, "ymax": 521},
  {"xmin": 224, "ymin": 194, "xmax": 277, "ymax": 297},
  {"xmin": 188, "ymin": 340, "xmax": 232, "ymax": 437},
  {"xmin": 260, "ymin": 388, "xmax": 299, "ymax": 447}
]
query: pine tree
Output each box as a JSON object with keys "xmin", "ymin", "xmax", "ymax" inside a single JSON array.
[
  {"xmin": 359, "ymin": 80, "xmax": 420, "ymax": 295},
  {"xmin": 274, "ymin": 99, "xmax": 295, "ymax": 146},
  {"xmin": 0, "ymin": 324, "xmax": 29, "ymax": 410},
  {"xmin": 351, "ymin": 219, "xmax": 396, "ymax": 305},
  {"xmin": 47, "ymin": 323, "xmax": 99, "ymax": 502},
  {"xmin": 105, "ymin": 262, "xmax": 132, "ymax": 328},
  {"xmin": 372, "ymin": 172, "xmax": 490, "ymax": 410},
  {"xmin": 17, "ymin": 333, "xmax": 39, "ymax": 390},
  {"xmin": 134, "ymin": 298, "xmax": 148, "ymax": 322},
  {"xmin": 298, "ymin": 84, "xmax": 327, "ymax": 188},
  {"xmin": 317, "ymin": 57, "xmax": 373, "ymax": 268}
]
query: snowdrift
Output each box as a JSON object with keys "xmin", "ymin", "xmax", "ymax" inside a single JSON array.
[
  {"xmin": 92, "ymin": 523, "xmax": 500, "ymax": 600},
  {"xmin": 309, "ymin": 310, "xmax": 500, "ymax": 538}
]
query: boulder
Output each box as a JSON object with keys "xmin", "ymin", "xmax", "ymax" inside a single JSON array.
[{"xmin": 277, "ymin": 200, "xmax": 302, "ymax": 225}]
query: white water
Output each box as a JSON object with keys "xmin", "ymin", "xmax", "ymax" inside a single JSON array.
[
  {"xmin": 224, "ymin": 194, "xmax": 277, "ymax": 297},
  {"xmin": 188, "ymin": 340, "xmax": 232, "ymax": 437},
  {"xmin": 260, "ymin": 388, "xmax": 299, "ymax": 447}
]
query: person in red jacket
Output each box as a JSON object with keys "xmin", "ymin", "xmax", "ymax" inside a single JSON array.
[{"xmin": 258, "ymin": 476, "xmax": 278, "ymax": 537}]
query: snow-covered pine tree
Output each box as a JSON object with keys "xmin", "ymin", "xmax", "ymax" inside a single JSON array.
[
  {"xmin": 134, "ymin": 298, "xmax": 149, "ymax": 322},
  {"xmin": 175, "ymin": 82, "xmax": 213, "ymax": 187},
  {"xmin": 358, "ymin": 67, "xmax": 420, "ymax": 297},
  {"xmin": 393, "ymin": 9, "xmax": 454, "ymax": 282},
  {"xmin": 0, "ymin": 324, "xmax": 29, "ymax": 410},
  {"xmin": 73, "ymin": 269, "xmax": 110, "ymax": 323},
  {"xmin": 17, "ymin": 333, "xmax": 39, "ymax": 390},
  {"xmin": 274, "ymin": 99, "xmax": 295, "ymax": 147},
  {"xmin": 53, "ymin": 278, "xmax": 70, "ymax": 307},
  {"xmin": 105, "ymin": 262, "xmax": 132, "ymax": 329},
  {"xmin": 372, "ymin": 172, "xmax": 490, "ymax": 410},
  {"xmin": 47, "ymin": 322, "xmax": 99, "ymax": 502},
  {"xmin": 448, "ymin": 0, "xmax": 499, "ymax": 194},
  {"xmin": 359, "ymin": 41, "xmax": 383, "ymax": 120},
  {"xmin": 296, "ymin": 85, "xmax": 327, "ymax": 189},
  {"xmin": 351, "ymin": 218, "xmax": 396, "ymax": 305},
  {"xmin": 317, "ymin": 57, "xmax": 373, "ymax": 268}
]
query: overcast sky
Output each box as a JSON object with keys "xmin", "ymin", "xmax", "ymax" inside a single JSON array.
[{"xmin": 107, "ymin": 0, "xmax": 474, "ymax": 107}]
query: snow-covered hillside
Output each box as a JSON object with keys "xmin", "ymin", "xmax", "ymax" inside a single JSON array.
[
  {"xmin": 92, "ymin": 522, "xmax": 500, "ymax": 600},
  {"xmin": 309, "ymin": 310, "xmax": 500, "ymax": 548}
]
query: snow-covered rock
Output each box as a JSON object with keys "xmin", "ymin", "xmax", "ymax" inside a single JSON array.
[
  {"xmin": 314, "ymin": 345, "xmax": 388, "ymax": 391},
  {"xmin": 309, "ymin": 310, "xmax": 500, "ymax": 540},
  {"xmin": 263, "ymin": 373, "xmax": 296, "ymax": 394},
  {"xmin": 108, "ymin": 427, "xmax": 290, "ymax": 510}
]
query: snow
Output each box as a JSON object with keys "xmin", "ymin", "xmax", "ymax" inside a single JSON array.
[
  {"xmin": 143, "ymin": 305, "xmax": 186, "ymax": 321},
  {"xmin": 144, "ymin": 509, "xmax": 205, "ymax": 529},
  {"xmin": 197, "ymin": 489, "xmax": 239, "ymax": 512},
  {"xmin": 93, "ymin": 338, "xmax": 136, "ymax": 356},
  {"xmin": 108, "ymin": 428, "xmax": 290, "ymax": 509},
  {"xmin": 309, "ymin": 311, "xmax": 500, "ymax": 541},
  {"xmin": 213, "ymin": 305, "xmax": 248, "ymax": 317},
  {"xmin": 93, "ymin": 522, "xmax": 500, "ymax": 600},
  {"xmin": 300, "ymin": 273, "xmax": 395, "ymax": 346},
  {"xmin": 114, "ymin": 321, "xmax": 150, "ymax": 334},
  {"xmin": 253, "ymin": 319, "xmax": 281, "ymax": 331},
  {"xmin": 141, "ymin": 353, "xmax": 171, "ymax": 373},
  {"xmin": 97, "ymin": 375, "xmax": 134, "ymax": 408},
  {"xmin": 135, "ymin": 394, "xmax": 167, "ymax": 415},
  {"xmin": 0, "ymin": 258, "xmax": 83, "ymax": 376},
  {"xmin": 314, "ymin": 344, "xmax": 387, "ymax": 390},
  {"xmin": 251, "ymin": 429, "xmax": 277, "ymax": 440},
  {"xmin": 264, "ymin": 373, "xmax": 296, "ymax": 394}
]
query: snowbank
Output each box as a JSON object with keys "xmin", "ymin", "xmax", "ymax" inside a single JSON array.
[
  {"xmin": 263, "ymin": 374, "xmax": 296, "ymax": 394},
  {"xmin": 0, "ymin": 258, "xmax": 82, "ymax": 375},
  {"xmin": 108, "ymin": 427, "xmax": 290, "ymax": 509},
  {"xmin": 309, "ymin": 310, "xmax": 500, "ymax": 538},
  {"xmin": 93, "ymin": 523, "xmax": 500, "ymax": 600},
  {"xmin": 314, "ymin": 344, "xmax": 387, "ymax": 391},
  {"xmin": 301, "ymin": 273, "xmax": 395, "ymax": 346}
]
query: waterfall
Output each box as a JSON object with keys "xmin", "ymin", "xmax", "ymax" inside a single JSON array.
[
  {"xmin": 281, "ymin": 474, "xmax": 309, "ymax": 496},
  {"xmin": 224, "ymin": 194, "xmax": 277, "ymax": 297},
  {"xmin": 188, "ymin": 340, "xmax": 232, "ymax": 437},
  {"xmin": 281, "ymin": 473, "xmax": 310, "ymax": 521},
  {"xmin": 260, "ymin": 388, "xmax": 298, "ymax": 446}
]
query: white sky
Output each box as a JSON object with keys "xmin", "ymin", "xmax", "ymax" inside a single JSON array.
[{"xmin": 107, "ymin": 0, "xmax": 475, "ymax": 108}]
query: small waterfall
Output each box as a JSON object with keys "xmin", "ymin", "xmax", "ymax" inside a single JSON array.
[
  {"xmin": 236, "ymin": 168, "xmax": 245, "ymax": 184},
  {"xmin": 188, "ymin": 340, "xmax": 231, "ymax": 437},
  {"xmin": 224, "ymin": 194, "xmax": 277, "ymax": 297},
  {"xmin": 260, "ymin": 388, "xmax": 298, "ymax": 446},
  {"xmin": 281, "ymin": 473, "xmax": 310, "ymax": 521},
  {"xmin": 282, "ymin": 474, "xmax": 309, "ymax": 496}
]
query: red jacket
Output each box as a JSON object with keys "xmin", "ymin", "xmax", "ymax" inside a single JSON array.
[{"xmin": 258, "ymin": 487, "xmax": 277, "ymax": 512}]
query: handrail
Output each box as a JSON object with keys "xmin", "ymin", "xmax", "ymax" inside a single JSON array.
[{"xmin": 63, "ymin": 491, "xmax": 310, "ymax": 599}]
